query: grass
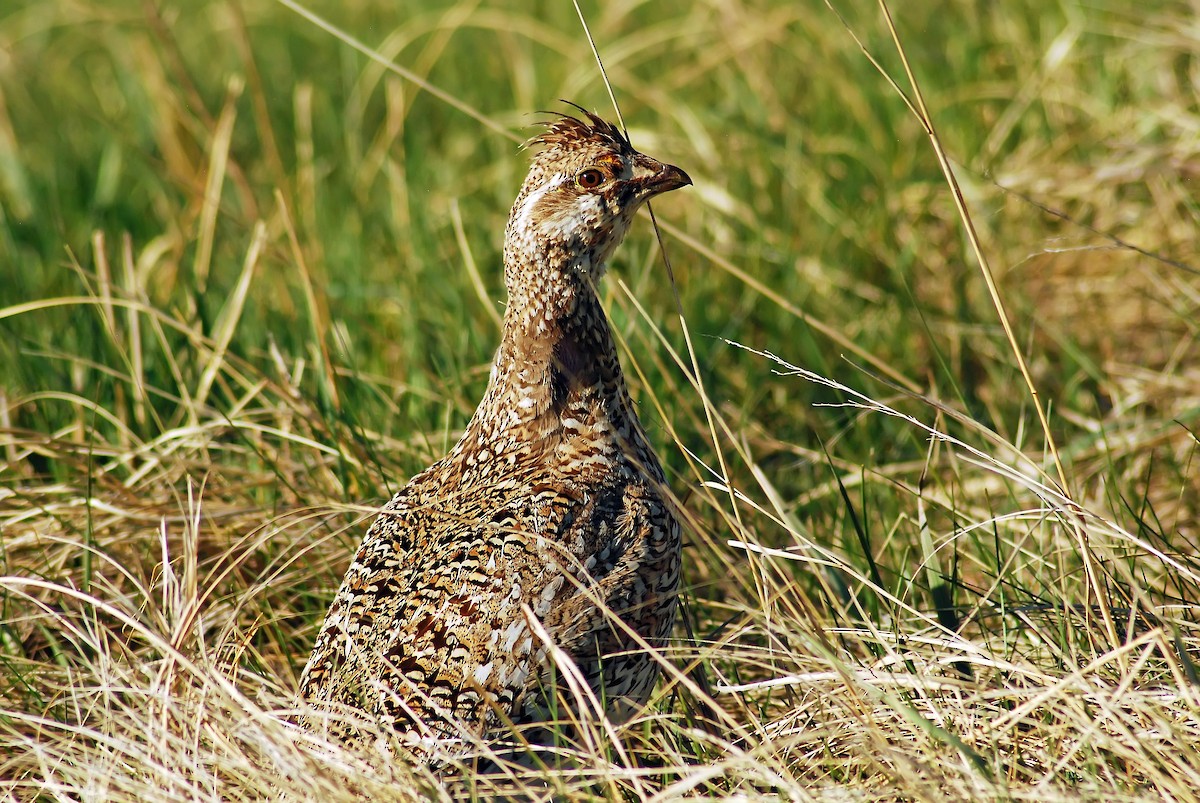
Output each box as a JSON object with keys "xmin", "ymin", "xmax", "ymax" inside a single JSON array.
[{"xmin": 1, "ymin": 0, "xmax": 1198, "ymax": 799}]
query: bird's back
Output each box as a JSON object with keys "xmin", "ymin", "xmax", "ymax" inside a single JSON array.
[{"xmin": 299, "ymin": 339, "xmax": 680, "ymax": 745}]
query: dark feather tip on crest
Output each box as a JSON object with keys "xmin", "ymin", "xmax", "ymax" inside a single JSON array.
[{"xmin": 523, "ymin": 100, "xmax": 632, "ymax": 153}]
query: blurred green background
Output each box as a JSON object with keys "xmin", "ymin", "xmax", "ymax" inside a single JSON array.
[{"xmin": 1, "ymin": 0, "xmax": 1196, "ymax": 600}]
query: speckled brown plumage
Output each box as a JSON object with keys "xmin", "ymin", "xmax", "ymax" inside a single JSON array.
[{"xmin": 299, "ymin": 110, "xmax": 690, "ymax": 756}]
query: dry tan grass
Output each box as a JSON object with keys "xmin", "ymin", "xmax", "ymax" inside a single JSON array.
[{"xmin": 2, "ymin": 0, "xmax": 1199, "ymax": 800}]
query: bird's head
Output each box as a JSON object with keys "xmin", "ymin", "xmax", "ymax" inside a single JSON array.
[{"xmin": 504, "ymin": 109, "xmax": 691, "ymax": 299}]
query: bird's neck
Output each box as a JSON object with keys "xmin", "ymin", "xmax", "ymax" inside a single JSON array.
[{"xmin": 469, "ymin": 254, "xmax": 636, "ymax": 442}]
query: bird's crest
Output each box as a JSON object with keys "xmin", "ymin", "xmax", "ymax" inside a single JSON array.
[{"xmin": 524, "ymin": 102, "xmax": 631, "ymax": 154}]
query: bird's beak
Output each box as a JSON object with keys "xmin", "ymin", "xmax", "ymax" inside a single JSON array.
[
  {"xmin": 632, "ymin": 155, "xmax": 693, "ymax": 198},
  {"xmin": 652, "ymin": 162, "xmax": 693, "ymax": 194}
]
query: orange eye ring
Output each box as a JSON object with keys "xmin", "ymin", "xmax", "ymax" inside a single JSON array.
[{"xmin": 576, "ymin": 168, "xmax": 606, "ymax": 189}]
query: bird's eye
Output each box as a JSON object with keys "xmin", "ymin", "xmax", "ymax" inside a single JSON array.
[{"xmin": 576, "ymin": 168, "xmax": 606, "ymax": 189}]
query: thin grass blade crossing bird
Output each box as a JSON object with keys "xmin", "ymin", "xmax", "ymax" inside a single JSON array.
[{"xmin": 299, "ymin": 108, "xmax": 691, "ymax": 758}]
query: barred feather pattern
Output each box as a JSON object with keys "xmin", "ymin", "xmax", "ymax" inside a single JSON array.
[{"xmin": 299, "ymin": 110, "xmax": 691, "ymax": 754}]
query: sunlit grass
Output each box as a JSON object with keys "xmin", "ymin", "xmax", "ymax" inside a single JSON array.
[{"xmin": 1, "ymin": 0, "xmax": 1198, "ymax": 799}]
